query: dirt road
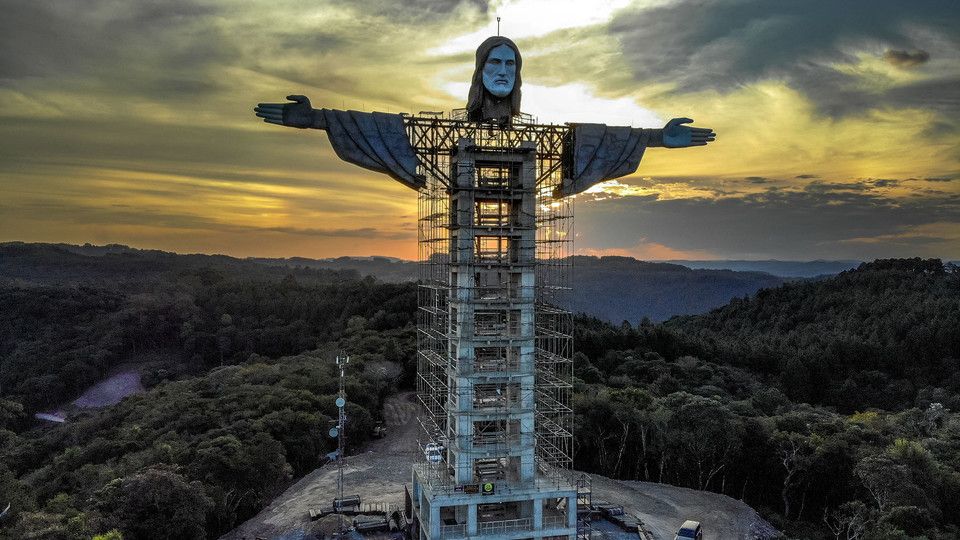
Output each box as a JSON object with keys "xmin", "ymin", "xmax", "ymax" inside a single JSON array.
[
  {"xmin": 588, "ymin": 475, "xmax": 778, "ymax": 539},
  {"xmin": 223, "ymin": 393, "xmax": 777, "ymax": 539},
  {"xmin": 222, "ymin": 393, "xmax": 420, "ymax": 540}
]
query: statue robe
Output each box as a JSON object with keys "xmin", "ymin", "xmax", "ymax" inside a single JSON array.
[
  {"xmin": 319, "ymin": 109, "xmax": 425, "ymax": 190},
  {"xmin": 318, "ymin": 110, "xmax": 660, "ymax": 197},
  {"xmin": 556, "ymin": 123, "xmax": 662, "ymax": 198}
]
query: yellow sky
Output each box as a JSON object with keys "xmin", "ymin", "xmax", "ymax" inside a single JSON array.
[{"xmin": 0, "ymin": 0, "xmax": 957, "ymax": 260}]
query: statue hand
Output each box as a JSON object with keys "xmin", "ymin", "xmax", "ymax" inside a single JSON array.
[
  {"xmin": 254, "ymin": 95, "xmax": 316, "ymax": 128},
  {"xmin": 662, "ymin": 117, "xmax": 716, "ymax": 148}
]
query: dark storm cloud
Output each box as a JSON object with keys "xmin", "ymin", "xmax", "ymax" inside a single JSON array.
[
  {"xmin": 363, "ymin": 0, "xmax": 489, "ymax": 21},
  {"xmin": 795, "ymin": 174, "xmax": 820, "ymax": 179},
  {"xmin": 577, "ymin": 183, "xmax": 960, "ymax": 260},
  {"xmin": 745, "ymin": 176, "xmax": 769, "ymax": 184},
  {"xmin": 804, "ymin": 181, "xmax": 870, "ymax": 192},
  {"xmin": 884, "ymin": 49, "xmax": 931, "ymax": 67},
  {"xmin": 0, "ymin": 0, "xmax": 236, "ymax": 99},
  {"xmin": 0, "ymin": 3, "xmax": 99, "ymax": 79},
  {"xmin": 605, "ymin": 0, "xmax": 960, "ymax": 117},
  {"xmin": 925, "ymin": 176, "xmax": 956, "ymax": 182}
]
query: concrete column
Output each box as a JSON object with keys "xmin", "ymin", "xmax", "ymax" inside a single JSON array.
[
  {"xmin": 430, "ymin": 502, "xmax": 441, "ymax": 540},
  {"xmin": 412, "ymin": 473, "xmax": 421, "ymax": 507},
  {"xmin": 533, "ymin": 498, "xmax": 543, "ymax": 530},
  {"xmin": 567, "ymin": 495, "xmax": 578, "ymax": 528},
  {"xmin": 468, "ymin": 503, "xmax": 478, "ymax": 535}
]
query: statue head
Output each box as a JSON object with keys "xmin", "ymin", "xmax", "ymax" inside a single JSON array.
[
  {"xmin": 482, "ymin": 44, "xmax": 516, "ymax": 98},
  {"xmin": 467, "ymin": 36, "xmax": 522, "ymax": 122}
]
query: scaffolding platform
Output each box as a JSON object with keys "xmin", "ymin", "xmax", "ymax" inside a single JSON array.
[{"xmin": 412, "ymin": 115, "xmax": 575, "ymax": 540}]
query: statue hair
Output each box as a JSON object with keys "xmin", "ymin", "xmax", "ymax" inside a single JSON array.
[{"xmin": 466, "ymin": 36, "xmax": 522, "ymax": 122}]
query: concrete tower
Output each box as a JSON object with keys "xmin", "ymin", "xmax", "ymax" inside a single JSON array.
[{"xmin": 411, "ymin": 129, "xmax": 577, "ymax": 540}]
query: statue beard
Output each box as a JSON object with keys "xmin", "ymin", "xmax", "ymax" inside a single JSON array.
[{"xmin": 481, "ymin": 91, "xmax": 513, "ymax": 125}]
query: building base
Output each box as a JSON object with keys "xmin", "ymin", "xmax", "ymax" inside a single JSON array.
[{"xmin": 411, "ymin": 465, "xmax": 577, "ymax": 540}]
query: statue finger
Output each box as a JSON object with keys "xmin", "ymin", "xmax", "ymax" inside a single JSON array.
[
  {"xmin": 256, "ymin": 104, "xmax": 285, "ymax": 113},
  {"xmin": 256, "ymin": 111, "xmax": 283, "ymax": 121},
  {"xmin": 286, "ymin": 94, "xmax": 309, "ymax": 104},
  {"xmin": 668, "ymin": 117, "xmax": 694, "ymax": 127}
]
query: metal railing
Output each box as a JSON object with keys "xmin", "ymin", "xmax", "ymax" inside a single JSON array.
[
  {"xmin": 438, "ymin": 515, "xmax": 571, "ymax": 539},
  {"xmin": 478, "ymin": 517, "xmax": 532, "ymax": 535},
  {"xmin": 440, "ymin": 523, "xmax": 466, "ymax": 538}
]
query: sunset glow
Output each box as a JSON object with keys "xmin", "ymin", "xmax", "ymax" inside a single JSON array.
[{"xmin": 1, "ymin": 0, "xmax": 957, "ymax": 260}]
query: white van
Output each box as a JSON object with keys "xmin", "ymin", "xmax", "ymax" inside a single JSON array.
[{"xmin": 675, "ymin": 520, "xmax": 703, "ymax": 540}]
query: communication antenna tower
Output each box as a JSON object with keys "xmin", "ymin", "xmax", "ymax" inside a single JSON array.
[{"xmin": 330, "ymin": 353, "xmax": 349, "ymax": 537}]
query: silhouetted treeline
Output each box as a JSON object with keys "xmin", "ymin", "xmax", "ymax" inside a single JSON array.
[
  {"xmin": 0, "ymin": 244, "xmax": 416, "ymax": 412},
  {"xmin": 0, "ymin": 245, "xmax": 418, "ymax": 538},
  {"xmin": 571, "ymin": 259, "xmax": 960, "ymax": 538},
  {"xmin": 667, "ymin": 258, "xmax": 960, "ymax": 412},
  {"xmin": 1, "ymin": 352, "xmax": 397, "ymax": 538},
  {"xmin": 1, "ymin": 247, "xmax": 958, "ymax": 539}
]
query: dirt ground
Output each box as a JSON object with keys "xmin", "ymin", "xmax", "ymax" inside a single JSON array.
[
  {"xmin": 588, "ymin": 475, "xmax": 778, "ymax": 539},
  {"xmin": 222, "ymin": 393, "xmax": 421, "ymax": 540},
  {"xmin": 35, "ymin": 365, "xmax": 146, "ymax": 424},
  {"xmin": 73, "ymin": 369, "xmax": 144, "ymax": 408},
  {"xmin": 223, "ymin": 393, "xmax": 777, "ymax": 540}
]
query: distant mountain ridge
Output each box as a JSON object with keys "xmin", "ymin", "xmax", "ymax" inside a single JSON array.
[
  {"xmin": 254, "ymin": 254, "xmax": 790, "ymax": 322},
  {"xmin": 664, "ymin": 259, "xmax": 862, "ymax": 277},
  {"xmin": 3, "ymin": 242, "xmax": 800, "ymax": 322},
  {"xmin": 569, "ymin": 255, "xmax": 785, "ymax": 322}
]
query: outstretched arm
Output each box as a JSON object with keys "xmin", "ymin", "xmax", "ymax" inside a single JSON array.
[
  {"xmin": 659, "ymin": 117, "xmax": 715, "ymax": 148},
  {"xmin": 253, "ymin": 95, "xmax": 327, "ymax": 130}
]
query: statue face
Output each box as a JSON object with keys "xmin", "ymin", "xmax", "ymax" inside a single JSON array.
[{"xmin": 482, "ymin": 44, "xmax": 516, "ymax": 98}]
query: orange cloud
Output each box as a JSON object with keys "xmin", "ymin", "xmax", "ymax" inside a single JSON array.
[{"xmin": 578, "ymin": 240, "xmax": 717, "ymax": 261}]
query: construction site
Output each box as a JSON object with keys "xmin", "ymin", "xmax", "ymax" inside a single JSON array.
[
  {"xmin": 226, "ymin": 108, "xmax": 775, "ymax": 540},
  {"xmin": 410, "ymin": 110, "xmax": 579, "ymax": 540}
]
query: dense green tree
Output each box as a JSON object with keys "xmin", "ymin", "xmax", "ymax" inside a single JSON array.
[{"xmin": 94, "ymin": 467, "xmax": 212, "ymax": 540}]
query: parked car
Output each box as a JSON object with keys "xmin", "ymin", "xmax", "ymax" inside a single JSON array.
[{"xmin": 675, "ymin": 520, "xmax": 703, "ymax": 540}]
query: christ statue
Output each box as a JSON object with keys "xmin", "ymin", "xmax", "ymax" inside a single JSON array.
[
  {"xmin": 253, "ymin": 37, "xmax": 716, "ymax": 540},
  {"xmin": 253, "ymin": 36, "xmax": 715, "ymax": 196}
]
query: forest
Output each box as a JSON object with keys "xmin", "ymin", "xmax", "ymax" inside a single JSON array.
[{"xmin": 1, "ymin": 245, "xmax": 958, "ymax": 539}]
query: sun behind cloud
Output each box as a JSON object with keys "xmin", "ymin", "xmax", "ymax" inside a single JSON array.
[{"xmin": 0, "ymin": 0, "xmax": 957, "ymax": 260}]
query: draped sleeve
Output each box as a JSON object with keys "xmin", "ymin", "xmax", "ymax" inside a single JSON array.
[
  {"xmin": 320, "ymin": 109, "xmax": 425, "ymax": 190},
  {"xmin": 555, "ymin": 124, "xmax": 662, "ymax": 197}
]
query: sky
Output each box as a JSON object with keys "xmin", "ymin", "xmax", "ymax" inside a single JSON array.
[{"xmin": 1, "ymin": 0, "xmax": 958, "ymax": 261}]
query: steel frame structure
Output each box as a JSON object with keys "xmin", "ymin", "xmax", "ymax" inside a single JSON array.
[{"xmin": 412, "ymin": 111, "xmax": 575, "ymax": 540}]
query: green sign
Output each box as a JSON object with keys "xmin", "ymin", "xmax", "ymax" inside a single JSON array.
[{"xmin": 481, "ymin": 482, "xmax": 495, "ymax": 496}]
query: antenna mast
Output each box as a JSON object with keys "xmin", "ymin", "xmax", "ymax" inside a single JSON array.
[{"xmin": 334, "ymin": 353, "xmax": 349, "ymax": 537}]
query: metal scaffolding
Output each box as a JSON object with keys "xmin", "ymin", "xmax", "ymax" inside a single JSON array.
[{"xmin": 413, "ymin": 112, "xmax": 574, "ymax": 486}]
